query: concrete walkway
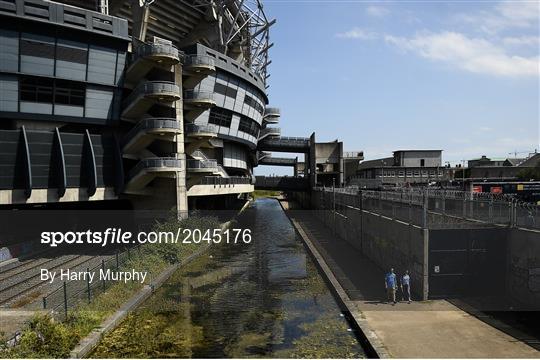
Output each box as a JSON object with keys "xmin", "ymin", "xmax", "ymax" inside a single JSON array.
[{"xmin": 281, "ymin": 200, "xmax": 539, "ymax": 358}]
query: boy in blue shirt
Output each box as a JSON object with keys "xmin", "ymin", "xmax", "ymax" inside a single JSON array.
[
  {"xmin": 385, "ymin": 268, "xmax": 397, "ymax": 304},
  {"xmin": 401, "ymin": 270, "xmax": 411, "ymax": 303}
]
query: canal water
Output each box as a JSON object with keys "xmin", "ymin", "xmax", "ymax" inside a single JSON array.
[{"xmin": 91, "ymin": 199, "xmax": 366, "ymax": 358}]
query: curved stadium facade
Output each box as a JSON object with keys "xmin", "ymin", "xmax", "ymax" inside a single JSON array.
[{"xmin": 0, "ymin": 0, "xmax": 282, "ymax": 212}]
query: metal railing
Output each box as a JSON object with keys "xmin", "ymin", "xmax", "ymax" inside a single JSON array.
[
  {"xmin": 123, "ymin": 118, "xmax": 180, "ymax": 144},
  {"xmin": 198, "ymin": 176, "xmax": 251, "ymax": 185},
  {"xmin": 257, "ymin": 136, "xmax": 311, "ymax": 150},
  {"xmin": 184, "ymin": 54, "xmax": 216, "ymax": 69},
  {"xmin": 42, "ymin": 246, "xmax": 143, "ymax": 321},
  {"xmin": 259, "ymin": 156, "xmax": 297, "ymax": 165},
  {"xmin": 186, "ymin": 158, "xmax": 218, "ymax": 170},
  {"xmin": 264, "ymin": 107, "xmax": 280, "ymax": 117},
  {"xmin": 343, "ymin": 151, "xmax": 364, "ymax": 159},
  {"xmin": 259, "ymin": 127, "xmax": 281, "ymax": 139},
  {"xmin": 185, "ymin": 123, "xmax": 218, "ymax": 135},
  {"xmin": 128, "ymin": 157, "xmax": 182, "ymax": 180},
  {"xmin": 313, "ymin": 187, "xmax": 540, "ymax": 230},
  {"xmin": 123, "ymin": 81, "xmax": 180, "ymax": 106},
  {"xmin": 134, "ymin": 42, "xmax": 179, "ymax": 62}
]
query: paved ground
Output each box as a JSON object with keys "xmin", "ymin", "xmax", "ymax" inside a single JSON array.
[{"xmin": 281, "ymin": 200, "xmax": 540, "ymax": 358}]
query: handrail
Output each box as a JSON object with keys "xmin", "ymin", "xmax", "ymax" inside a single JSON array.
[
  {"xmin": 264, "ymin": 107, "xmax": 280, "ymax": 117},
  {"xmin": 183, "ymin": 90, "xmax": 215, "ymax": 102},
  {"xmin": 259, "ymin": 127, "xmax": 281, "ymax": 138},
  {"xmin": 128, "ymin": 157, "xmax": 182, "ymax": 180},
  {"xmin": 185, "ymin": 123, "xmax": 218, "ymax": 135},
  {"xmin": 123, "ymin": 81, "xmax": 180, "ymax": 106},
  {"xmin": 197, "ymin": 176, "xmax": 251, "ymax": 185},
  {"xmin": 184, "ymin": 54, "xmax": 216, "ymax": 68},
  {"xmin": 186, "ymin": 159, "xmax": 218, "ymax": 169},
  {"xmin": 123, "ymin": 118, "xmax": 180, "ymax": 144},
  {"xmin": 134, "ymin": 42, "xmax": 179, "ymax": 61}
]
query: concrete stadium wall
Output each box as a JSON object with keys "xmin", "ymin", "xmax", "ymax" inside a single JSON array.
[{"xmin": 506, "ymin": 228, "xmax": 540, "ymax": 309}]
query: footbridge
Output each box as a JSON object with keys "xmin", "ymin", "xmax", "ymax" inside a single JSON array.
[
  {"xmin": 257, "ymin": 136, "xmax": 310, "ymax": 153},
  {"xmin": 255, "ymin": 176, "xmax": 309, "ymax": 191}
]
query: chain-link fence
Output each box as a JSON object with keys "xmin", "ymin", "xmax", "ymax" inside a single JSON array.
[
  {"xmin": 313, "ymin": 187, "xmax": 540, "ymax": 230},
  {"xmin": 42, "ymin": 246, "xmax": 143, "ymax": 321}
]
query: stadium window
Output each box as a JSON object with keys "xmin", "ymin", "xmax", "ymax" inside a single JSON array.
[
  {"xmin": 214, "ymin": 83, "xmax": 228, "ymax": 96},
  {"xmin": 54, "ymin": 80, "xmax": 85, "ymax": 106},
  {"xmin": 208, "ymin": 107, "xmax": 232, "ymax": 128},
  {"xmin": 20, "ymin": 77, "xmax": 53, "ymax": 103}
]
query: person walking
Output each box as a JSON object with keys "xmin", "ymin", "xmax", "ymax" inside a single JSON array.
[
  {"xmin": 385, "ymin": 268, "xmax": 397, "ymax": 305},
  {"xmin": 401, "ymin": 270, "xmax": 412, "ymax": 303}
]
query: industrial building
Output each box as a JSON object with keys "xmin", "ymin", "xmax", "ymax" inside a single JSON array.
[
  {"xmin": 348, "ymin": 150, "xmax": 451, "ymax": 188},
  {"xmin": 0, "ymin": 0, "xmax": 293, "ymax": 213}
]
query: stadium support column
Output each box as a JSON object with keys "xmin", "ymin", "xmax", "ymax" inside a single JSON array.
[
  {"xmin": 175, "ymin": 63, "xmax": 188, "ymax": 219},
  {"xmin": 131, "ymin": 0, "xmax": 149, "ymax": 42},
  {"xmin": 309, "ymin": 133, "xmax": 316, "ymax": 188}
]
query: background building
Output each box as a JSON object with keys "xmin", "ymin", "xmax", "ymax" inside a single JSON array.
[{"xmin": 348, "ymin": 150, "xmax": 452, "ymax": 188}]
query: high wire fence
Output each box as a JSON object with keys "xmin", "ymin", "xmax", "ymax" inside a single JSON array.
[
  {"xmin": 313, "ymin": 187, "xmax": 540, "ymax": 230},
  {"xmin": 42, "ymin": 246, "xmax": 145, "ymax": 322}
]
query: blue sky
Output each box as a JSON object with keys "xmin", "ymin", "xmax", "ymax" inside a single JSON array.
[{"xmin": 254, "ymin": 1, "xmax": 540, "ymax": 176}]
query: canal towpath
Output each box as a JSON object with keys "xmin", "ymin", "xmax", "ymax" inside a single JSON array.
[{"xmin": 280, "ymin": 199, "xmax": 540, "ymax": 358}]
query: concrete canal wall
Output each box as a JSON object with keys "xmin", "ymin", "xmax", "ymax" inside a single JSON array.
[
  {"xmin": 507, "ymin": 228, "xmax": 540, "ymax": 308},
  {"xmin": 302, "ymin": 191, "xmax": 429, "ymax": 300}
]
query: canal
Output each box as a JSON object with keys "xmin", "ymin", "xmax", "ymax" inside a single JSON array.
[{"xmin": 91, "ymin": 198, "xmax": 366, "ymax": 358}]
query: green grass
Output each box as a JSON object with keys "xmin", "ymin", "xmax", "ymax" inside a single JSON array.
[
  {"xmin": 252, "ymin": 190, "xmax": 281, "ymax": 199},
  {"xmin": 0, "ymin": 214, "xmax": 220, "ymax": 359}
]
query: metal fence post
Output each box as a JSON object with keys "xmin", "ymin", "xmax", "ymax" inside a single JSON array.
[
  {"xmin": 63, "ymin": 281, "xmax": 68, "ymax": 319},
  {"xmin": 42, "ymin": 296, "xmax": 47, "ymax": 309},
  {"xmin": 422, "ymin": 190, "xmax": 428, "ymax": 228},
  {"xmin": 462, "ymin": 192, "xmax": 467, "ymax": 218},
  {"xmin": 488, "ymin": 197, "xmax": 494, "ymax": 223},
  {"xmin": 442, "ymin": 190, "xmax": 446, "ymax": 215},
  {"xmin": 102, "ymin": 259, "xmax": 106, "ymax": 292},
  {"xmin": 408, "ymin": 191, "xmax": 412, "ymax": 223},
  {"xmin": 87, "ymin": 267, "xmax": 91, "ymax": 303},
  {"xmin": 332, "ymin": 179, "xmax": 336, "ymax": 235}
]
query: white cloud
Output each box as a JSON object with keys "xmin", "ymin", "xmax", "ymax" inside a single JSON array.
[
  {"xmin": 502, "ymin": 35, "xmax": 540, "ymax": 47},
  {"xmin": 335, "ymin": 27, "xmax": 377, "ymax": 40},
  {"xmin": 366, "ymin": 5, "xmax": 389, "ymax": 18},
  {"xmin": 384, "ymin": 31, "xmax": 540, "ymax": 77},
  {"xmin": 455, "ymin": 1, "xmax": 539, "ymax": 34}
]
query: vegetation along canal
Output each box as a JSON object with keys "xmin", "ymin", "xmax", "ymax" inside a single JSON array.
[{"xmin": 91, "ymin": 198, "xmax": 366, "ymax": 358}]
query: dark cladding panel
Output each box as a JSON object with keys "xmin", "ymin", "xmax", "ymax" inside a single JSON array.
[
  {"xmin": 0, "ymin": 130, "xmax": 25, "ymax": 189},
  {"xmin": 20, "ymin": 33, "xmax": 55, "ymax": 77},
  {"xmin": 88, "ymin": 45, "xmax": 117, "ymax": 85},
  {"xmin": 90, "ymin": 134, "xmax": 115, "ymax": 187},
  {"xmin": 60, "ymin": 132, "xmax": 85, "ymax": 188},
  {"xmin": 0, "ymin": 29, "xmax": 19, "ymax": 72},
  {"xmin": 85, "ymin": 86, "xmax": 113, "ymax": 120},
  {"xmin": 55, "ymin": 38, "xmax": 88, "ymax": 81},
  {"xmin": 26, "ymin": 131, "xmax": 54, "ymax": 188},
  {"xmin": 0, "ymin": 74, "xmax": 18, "ymax": 112}
]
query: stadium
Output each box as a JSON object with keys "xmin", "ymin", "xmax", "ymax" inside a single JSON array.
[{"xmin": 0, "ymin": 0, "xmax": 283, "ymax": 213}]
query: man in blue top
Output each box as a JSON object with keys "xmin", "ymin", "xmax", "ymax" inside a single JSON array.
[
  {"xmin": 401, "ymin": 270, "xmax": 411, "ymax": 303},
  {"xmin": 385, "ymin": 268, "xmax": 397, "ymax": 304}
]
